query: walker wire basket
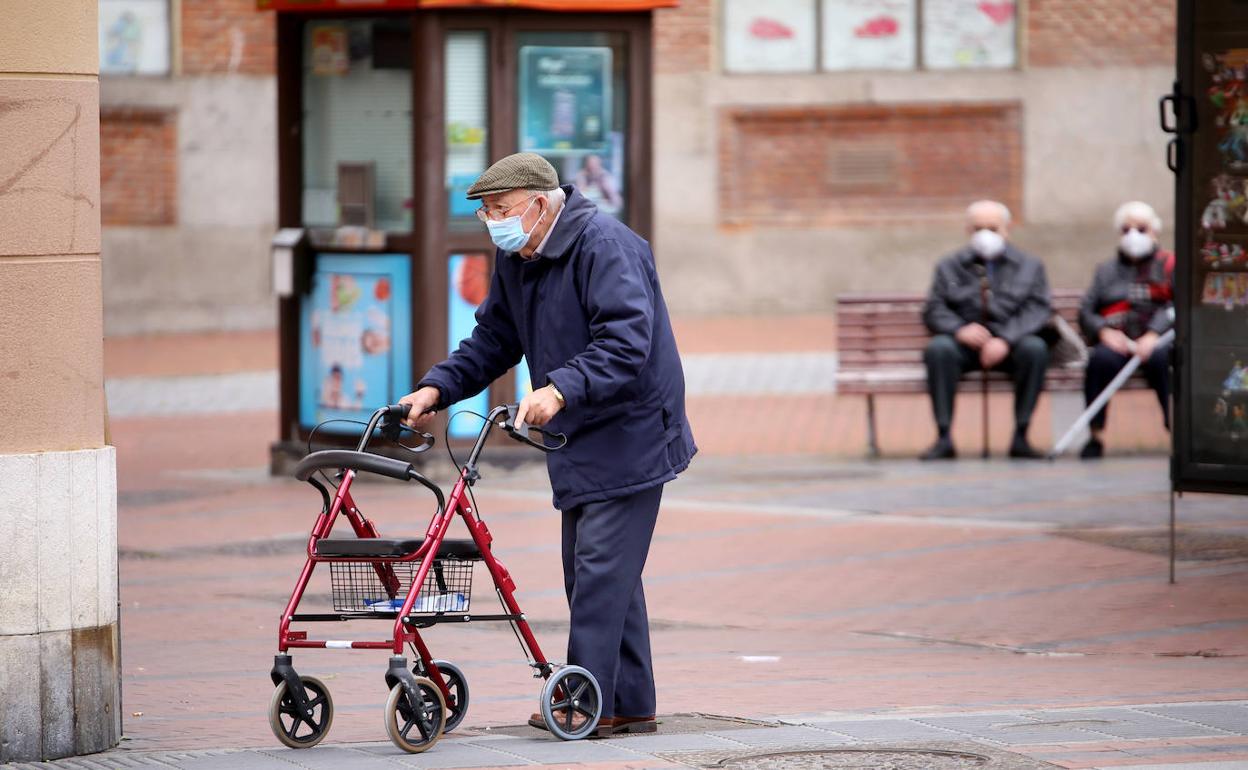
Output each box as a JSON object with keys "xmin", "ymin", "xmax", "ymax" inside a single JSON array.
[{"xmin": 329, "ymin": 558, "xmax": 475, "ymax": 614}]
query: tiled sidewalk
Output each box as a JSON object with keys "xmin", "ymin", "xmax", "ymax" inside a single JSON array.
[{"xmin": 10, "ymin": 702, "xmax": 1248, "ymax": 769}]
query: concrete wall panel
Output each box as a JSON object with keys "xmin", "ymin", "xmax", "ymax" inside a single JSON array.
[
  {"xmin": 0, "ymin": 78, "xmax": 101, "ymax": 257},
  {"xmin": 0, "ymin": 455, "xmax": 39, "ymax": 637},
  {"xmin": 0, "ymin": 633, "xmax": 43, "ymax": 761},
  {"xmin": 0, "ymin": 0, "xmax": 98, "ymax": 76},
  {"xmin": 0, "ymin": 260, "xmax": 104, "ymax": 454}
]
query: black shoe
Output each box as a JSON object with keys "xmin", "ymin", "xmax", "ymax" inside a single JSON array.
[
  {"xmin": 1079, "ymin": 437, "xmax": 1104, "ymax": 460},
  {"xmin": 1008, "ymin": 434, "xmax": 1043, "ymax": 459},
  {"xmin": 920, "ymin": 437, "xmax": 956, "ymax": 461}
]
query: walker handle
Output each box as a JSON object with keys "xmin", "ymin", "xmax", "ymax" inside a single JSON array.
[{"xmin": 502, "ymin": 404, "xmax": 567, "ymax": 453}]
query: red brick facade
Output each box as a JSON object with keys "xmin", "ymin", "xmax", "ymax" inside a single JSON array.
[
  {"xmin": 181, "ymin": 0, "xmax": 276, "ymax": 75},
  {"xmin": 100, "ymin": 108, "xmax": 178, "ymax": 227},
  {"xmin": 653, "ymin": 0, "xmax": 711, "ymax": 75},
  {"xmin": 719, "ymin": 103, "xmax": 1023, "ymax": 227},
  {"xmin": 1027, "ymin": 0, "xmax": 1175, "ymax": 67}
]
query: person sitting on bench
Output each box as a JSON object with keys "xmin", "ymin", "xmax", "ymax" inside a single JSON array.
[
  {"xmin": 920, "ymin": 200, "xmax": 1053, "ymax": 461},
  {"xmin": 1077, "ymin": 200, "xmax": 1174, "ymax": 459}
]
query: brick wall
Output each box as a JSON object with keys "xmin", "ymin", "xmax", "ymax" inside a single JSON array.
[
  {"xmin": 719, "ymin": 103, "xmax": 1022, "ymax": 227},
  {"xmin": 654, "ymin": 0, "xmax": 711, "ymax": 75},
  {"xmin": 181, "ymin": 0, "xmax": 276, "ymax": 75},
  {"xmin": 100, "ymin": 108, "xmax": 178, "ymax": 227},
  {"xmin": 1027, "ymin": 0, "xmax": 1174, "ymax": 67}
]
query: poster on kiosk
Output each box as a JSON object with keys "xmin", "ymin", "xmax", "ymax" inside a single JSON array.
[{"xmin": 299, "ymin": 254, "xmax": 412, "ymax": 432}]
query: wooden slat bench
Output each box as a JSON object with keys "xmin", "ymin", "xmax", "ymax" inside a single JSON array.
[{"xmin": 835, "ymin": 290, "xmax": 1148, "ymax": 457}]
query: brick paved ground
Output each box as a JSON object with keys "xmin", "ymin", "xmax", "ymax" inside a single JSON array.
[{"xmin": 77, "ymin": 321, "xmax": 1242, "ymax": 770}]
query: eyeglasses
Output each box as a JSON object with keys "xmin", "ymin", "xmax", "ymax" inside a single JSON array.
[{"xmin": 475, "ymin": 195, "xmax": 538, "ymax": 223}]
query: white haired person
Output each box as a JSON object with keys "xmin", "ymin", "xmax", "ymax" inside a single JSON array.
[
  {"xmin": 920, "ymin": 200, "xmax": 1053, "ymax": 460},
  {"xmin": 1077, "ymin": 201, "xmax": 1175, "ymax": 459}
]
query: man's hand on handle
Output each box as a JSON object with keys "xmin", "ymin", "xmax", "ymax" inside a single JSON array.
[
  {"xmin": 515, "ymin": 385, "xmax": 564, "ymax": 428},
  {"xmin": 955, "ymin": 322, "xmax": 992, "ymax": 350},
  {"xmin": 399, "ymin": 386, "xmax": 441, "ymax": 430}
]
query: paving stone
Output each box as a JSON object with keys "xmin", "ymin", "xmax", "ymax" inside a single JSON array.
[
  {"xmin": 913, "ymin": 715, "xmax": 1113, "ymax": 746},
  {"xmin": 461, "ymin": 736, "xmax": 643, "ymax": 763},
  {"xmin": 1135, "ymin": 704, "xmax": 1248, "ymax": 735},
  {"xmin": 806, "ymin": 719, "xmax": 972, "ymax": 743},
  {"xmin": 608, "ymin": 732, "xmax": 747, "ymax": 752},
  {"xmin": 255, "ymin": 745, "xmax": 411, "ymax": 769},
  {"xmin": 707, "ymin": 726, "xmax": 850, "ymax": 747},
  {"xmin": 1026, "ymin": 708, "xmax": 1228, "ymax": 740}
]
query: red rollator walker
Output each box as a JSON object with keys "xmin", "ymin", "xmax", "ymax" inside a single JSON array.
[{"xmin": 269, "ymin": 403, "xmax": 603, "ymax": 752}]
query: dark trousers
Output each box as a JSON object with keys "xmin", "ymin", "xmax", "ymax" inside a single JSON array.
[
  {"xmin": 924, "ymin": 333, "xmax": 1049, "ymax": 436},
  {"xmin": 561, "ymin": 484, "xmax": 662, "ymax": 720},
  {"xmin": 1084, "ymin": 342, "xmax": 1171, "ymax": 430}
]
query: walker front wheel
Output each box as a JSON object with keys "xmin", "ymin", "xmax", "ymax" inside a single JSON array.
[
  {"xmin": 540, "ymin": 665, "xmax": 601, "ymax": 741},
  {"xmin": 268, "ymin": 675, "xmax": 333, "ymax": 749},
  {"xmin": 421, "ymin": 659, "xmax": 469, "ymax": 733},
  {"xmin": 384, "ymin": 677, "xmax": 446, "ymax": 753}
]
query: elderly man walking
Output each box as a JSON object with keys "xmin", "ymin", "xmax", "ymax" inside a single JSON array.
[
  {"xmin": 920, "ymin": 200, "xmax": 1052, "ymax": 460},
  {"xmin": 401, "ymin": 153, "xmax": 696, "ymax": 736}
]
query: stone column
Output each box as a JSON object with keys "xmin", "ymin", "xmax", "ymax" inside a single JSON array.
[{"xmin": 0, "ymin": 0, "xmax": 120, "ymax": 762}]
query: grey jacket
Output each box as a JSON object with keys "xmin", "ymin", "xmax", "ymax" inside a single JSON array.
[
  {"xmin": 1078, "ymin": 250, "xmax": 1174, "ymax": 343},
  {"xmin": 922, "ymin": 244, "xmax": 1053, "ymax": 346}
]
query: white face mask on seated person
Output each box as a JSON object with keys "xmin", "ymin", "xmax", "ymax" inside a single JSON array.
[
  {"xmin": 970, "ymin": 228, "xmax": 1006, "ymax": 260},
  {"xmin": 1119, "ymin": 227, "xmax": 1156, "ymax": 260}
]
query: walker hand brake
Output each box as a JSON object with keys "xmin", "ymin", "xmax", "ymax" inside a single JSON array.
[{"xmin": 502, "ymin": 404, "xmax": 566, "ymax": 453}]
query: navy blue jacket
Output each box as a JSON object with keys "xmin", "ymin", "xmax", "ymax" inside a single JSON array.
[{"xmin": 418, "ymin": 186, "xmax": 697, "ymax": 510}]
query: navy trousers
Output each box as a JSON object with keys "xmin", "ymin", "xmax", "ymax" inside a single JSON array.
[
  {"xmin": 1084, "ymin": 342, "xmax": 1171, "ymax": 430},
  {"xmin": 561, "ymin": 484, "xmax": 662, "ymax": 720}
]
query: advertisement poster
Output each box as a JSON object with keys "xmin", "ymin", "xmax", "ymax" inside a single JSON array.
[
  {"xmin": 310, "ymin": 24, "xmax": 349, "ymax": 76},
  {"xmin": 518, "ymin": 46, "xmax": 613, "ymax": 155},
  {"xmin": 821, "ymin": 0, "xmax": 916, "ymax": 71},
  {"xmin": 447, "ymin": 255, "xmax": 491, "ymax": 438},
  {"xmin": 722, "ymin": 0, "xmax": 817, "ymax": 73},
  {"xmin": 99, "ymin": 0, "xmax": 170, "ymax": 75},
  {"xmin": 921, "ymin": 0, "xmax": 1016, "ymax": 69},
  {"xmin": 299, "ymin": 254, "xmax": 411, "ymax": 431}
]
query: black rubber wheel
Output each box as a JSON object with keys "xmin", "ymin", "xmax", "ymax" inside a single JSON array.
[
  {"xmin": 540, "ymin": 665, "xmax": 601, "ymax": 741},
  {"xmin": 268, "ymin": 675, "xmax": 333, "ymax": 749},
  {"xmin": 384, "ymin": 676, "xmax": 446, "ymax": 753}
]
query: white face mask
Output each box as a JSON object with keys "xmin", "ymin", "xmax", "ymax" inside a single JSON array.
[
  {"xmin": 1119, "ymin": 228, "xmax": 1155, "ymax": 260},
  {"xmin": 969, "ymin": 228, "xmax": 1006, "ymax": 260}
]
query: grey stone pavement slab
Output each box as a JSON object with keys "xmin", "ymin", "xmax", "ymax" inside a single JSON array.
[{"xmin": 12, "ymin": 702, "xmax": 1248, "ymax": 769}]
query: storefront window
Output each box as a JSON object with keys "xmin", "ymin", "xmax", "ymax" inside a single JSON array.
[
  {"xmin": 516, "ymin": 32, "xmax": 628, "ymax": 220},
  {"xmin": 446, "ymin": 31, "xmax": 490, "ymax": 228},
  {"xmin": 302, "ymin": 18, "xmax": 413, "ymax": 235}
]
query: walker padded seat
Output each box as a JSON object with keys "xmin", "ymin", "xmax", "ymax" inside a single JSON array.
[{"xmin": 316, "ymin": 537, "xmax": 482, "ymax": 560}]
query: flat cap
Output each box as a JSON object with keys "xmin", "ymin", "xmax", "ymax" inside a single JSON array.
[{"xmin": 466, "ymin": 153, "xmax": 559, "ymax": 200}]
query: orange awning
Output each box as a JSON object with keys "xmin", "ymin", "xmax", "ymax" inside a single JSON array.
[{"xmin": 258, "ymin": 0, "xmax": 676, "ymax": 11}]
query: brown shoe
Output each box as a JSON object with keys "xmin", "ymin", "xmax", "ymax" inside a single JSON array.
[
  {"xmin": 595, "ymin": 715, "xmax": 657, "ymax": 737},
  {"xmin": 528, "ymin": 710, "xmax": 592, "ymax": 732}
]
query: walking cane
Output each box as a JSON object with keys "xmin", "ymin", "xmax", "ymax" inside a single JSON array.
[
  {"xmin": 976, "ymin": 263, "xmax": 991, "ymax": 458},
  {"xmin": 1047, "ymin": 327, "xmax": 1175, "ymax": 459}
]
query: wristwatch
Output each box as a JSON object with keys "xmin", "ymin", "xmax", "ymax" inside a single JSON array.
[{"xmin": 548, "ymin": 381, "xmax": 566, "ymax": 406}]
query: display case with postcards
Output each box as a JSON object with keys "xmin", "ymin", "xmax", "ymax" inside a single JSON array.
[{"xmin": 1172, "ymin": 0, "xmax": 1248, "ymax": 493}]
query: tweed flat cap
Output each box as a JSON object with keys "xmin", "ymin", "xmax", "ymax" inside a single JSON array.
[{"xmin": 466, "ymin": 153, "xmax": 559, "ymax": 199}]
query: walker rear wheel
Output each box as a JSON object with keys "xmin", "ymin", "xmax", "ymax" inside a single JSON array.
[
  {"xmin": 268, "ymin": 675, "xmax": 333, "ymax": 749},
  {"xmin": 539, "ymin": 665, "xmax": 601, "ymax": 741},
  {"xmin": 384, "ymin": 677, "xmax": 446, "ymax": 753}
]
